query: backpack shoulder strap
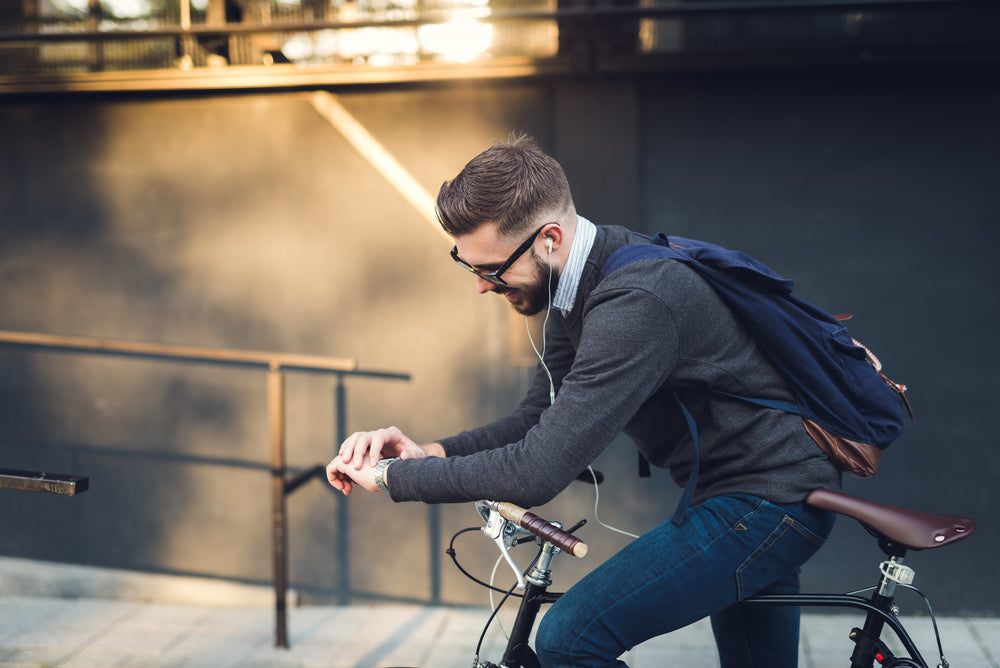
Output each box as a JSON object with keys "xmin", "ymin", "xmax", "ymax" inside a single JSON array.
[
  {"xmin": 600, "ymin": 233, "xmax": 797, "ymax": 297},
  {"xmin": 670, "ymin": 391, "xmax": 699, "ymax": 526},
  {"xmin": 597, "ymin": 236, "xmax": 679, "ymax": 284}
]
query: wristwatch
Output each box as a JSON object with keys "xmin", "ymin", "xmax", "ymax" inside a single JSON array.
[{"xmin": 374, "ymin": 458, "xmax": 396, "ymax": 493}]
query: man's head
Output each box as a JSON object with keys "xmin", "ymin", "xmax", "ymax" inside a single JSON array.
[
  {"xmin": 436, "ymin": 134, "xmax": 574, "ymax": 239},
  {"xmin": 437, "ymin": 135, "xmax": 576, "ymax": 315}
]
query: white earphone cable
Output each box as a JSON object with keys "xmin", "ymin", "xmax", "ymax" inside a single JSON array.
[
  {"xmin": 527, "ymin": 242, "xmax": 637, "ymax": 540},
  {"xmin": 525, "ymin": 245, "xmax": 556, "ymax": 405}
]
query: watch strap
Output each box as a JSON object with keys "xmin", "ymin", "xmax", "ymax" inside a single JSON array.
[{"xmin": 374, "ymin": 458, "xmax": 396, "ymax": 492}]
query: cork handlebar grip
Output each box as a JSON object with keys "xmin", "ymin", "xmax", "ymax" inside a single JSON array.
[{"xmin": 493, "ymin": 501, "xmax": 588, "ymax": 558}]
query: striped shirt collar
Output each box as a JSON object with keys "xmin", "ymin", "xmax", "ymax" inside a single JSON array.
[{"xmin": 553, "ymin": 215, "xmax": 597, "ymax": 316}]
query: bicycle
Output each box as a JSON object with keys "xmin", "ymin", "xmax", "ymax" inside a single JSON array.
[{"xmin": 434, "ymin": 488, "xmax": 975, "ymax": 668}]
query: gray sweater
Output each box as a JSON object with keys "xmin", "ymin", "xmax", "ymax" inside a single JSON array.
[{"xmin": 388, "ymin": 225, "xmax": 840, "ymax": 507}]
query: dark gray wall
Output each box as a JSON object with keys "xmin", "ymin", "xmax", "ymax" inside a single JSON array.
[
  {"xmin": 637, "ymin": 64, "xmax": 1000, "ymax": 616},
  {"xmin": 1, "ymin": 62, "xmax": 996, "ymax": 615}
]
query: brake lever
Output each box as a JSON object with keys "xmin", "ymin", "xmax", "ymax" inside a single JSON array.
[{"xmin": 480, "ymin": 506, "xmax": 526, "ymax": 590}]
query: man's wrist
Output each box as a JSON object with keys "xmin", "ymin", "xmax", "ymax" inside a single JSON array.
[
  {"xmin": 374, "ymin": 457, "xmax": 396, "ymax": 492},
  {"xmin": 423, "ymin": 442, "xmax": 446, "ymax": 458}
]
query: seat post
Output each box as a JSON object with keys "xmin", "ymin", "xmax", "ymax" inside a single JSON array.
[{"xmin": 848, "ymin": 543, "xmax": 914, "ymax": 668}]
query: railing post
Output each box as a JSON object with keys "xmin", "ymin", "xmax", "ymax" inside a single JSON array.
[
  {"xmin": 334, "ymin": 373, "xmax": 350, "ymax": 604},
  {"xmin": 267, "ymin": 363, "xmax": 289, "ymax": 649}
]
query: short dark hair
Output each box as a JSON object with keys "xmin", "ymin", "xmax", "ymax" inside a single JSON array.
[{"xmin": 436, "ymin": 134, "xmax": 573, "ymax": 239}]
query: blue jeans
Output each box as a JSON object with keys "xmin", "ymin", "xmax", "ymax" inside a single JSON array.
[{"xmin": 534, "ymin": 494, "xmax": 836, "ymax": 668}]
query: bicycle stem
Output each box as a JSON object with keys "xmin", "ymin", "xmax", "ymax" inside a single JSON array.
[{"xmin": 526, "ymin": 541, "xmax": 559, "ymax": 587}]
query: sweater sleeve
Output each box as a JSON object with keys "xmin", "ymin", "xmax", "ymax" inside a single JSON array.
[{"xmin": 387, "ymin": 283, "xmax": 679, "ymax": 507}]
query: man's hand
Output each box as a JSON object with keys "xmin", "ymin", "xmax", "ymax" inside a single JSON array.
[
  {"xmin": 325, "ymin": 426, "xmax": 444, "ymax": 495},
  {"xmin": 326, "ymin": 454, "xmax": 380, "ymax": 495},
  {"xmin": 340, "ymin": 426, "xmax": 425, "ymax": 470}
]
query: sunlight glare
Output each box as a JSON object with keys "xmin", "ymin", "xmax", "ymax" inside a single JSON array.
[{"xmin": 418, "ymin": 17, "xmax": 493, "ymax": 63}]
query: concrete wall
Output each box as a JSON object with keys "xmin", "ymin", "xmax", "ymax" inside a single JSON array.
[
  {"xmin": 637, "ymin": 64, "xmax": 1000, "ymax": 617},
  {"xmin": 1, "ymin": 62, "xmax": 997, "ymax": 616}
]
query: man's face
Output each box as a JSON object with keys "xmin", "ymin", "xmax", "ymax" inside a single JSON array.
[
  {"xmin": 499, "ymin": 248, "xmax": 556, "ymax": 316},
  {"xmin": 452, "ymin": 224, "xmax": 559, "ymax": 316}
]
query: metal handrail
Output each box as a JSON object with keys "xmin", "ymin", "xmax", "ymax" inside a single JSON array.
[
  {"xmin": 0, "ymin": 329, "xmax": 410, "ymax": 649},
  {"xmin": 0, "ymin": 329, "xmax": 358, "ymax": 372}
]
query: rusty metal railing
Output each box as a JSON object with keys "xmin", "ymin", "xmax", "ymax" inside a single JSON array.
[{"xmin": 0, "ymin": 329, "xmax": 410, "ymax": 649}]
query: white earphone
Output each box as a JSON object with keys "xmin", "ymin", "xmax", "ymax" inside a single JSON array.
[{"xmin": 528, "ymin": 229, "xmax": 639, "ymax": 543}]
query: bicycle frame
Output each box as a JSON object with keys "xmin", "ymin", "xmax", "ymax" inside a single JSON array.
[
  {"xmin": 487, "ymin": 591, "xmax": 931, "ymax": 668},
  {"xmin": 465, "ymin": 491, "xmax": 973, "ymax": 668},
  {"xmin": 478, "ymin": 543, "xmax": 930, "ymax": 668},
  {"xmin": 491, "ymin": 544, "xmax": 562, "ymax": 668},
  {"xmin": 744, "ymin": 593, "xmax": 928, "ymax": 668},
  {"xmin": 483, "ymin": 590, "xmax": 930, "ymax": 668}
]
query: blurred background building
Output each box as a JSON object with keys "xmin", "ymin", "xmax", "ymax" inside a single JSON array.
[{"xmin": 1, "ymin": 0, "xmax": 998, "ymax": 646}]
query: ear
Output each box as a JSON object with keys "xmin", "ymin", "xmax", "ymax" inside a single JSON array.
[{"xmin": 541, "ymin": 224, "xmax": 563, "ymax": 254}]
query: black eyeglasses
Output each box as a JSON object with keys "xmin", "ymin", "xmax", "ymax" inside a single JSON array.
[{"xmin": 450, "ymin": 224, "xmax": 553, "ymax": 287}]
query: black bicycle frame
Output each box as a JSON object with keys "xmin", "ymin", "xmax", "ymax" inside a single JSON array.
[
  {"xmin": 490, "ymin": 588, "xmax": 926, "ymax": 668},
  {"xmin": 478, "ymin": 500, "xmax": 937, "ymax": 668},
  {"xmin": 498, "ymin": 580, "xmax": 561, "ymax": 668},
  {"xmin": 742, "ymin": 593, "xmax": 927, "ymax": 668}
]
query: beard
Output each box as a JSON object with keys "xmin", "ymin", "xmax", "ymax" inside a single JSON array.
[{"xmin": 496, "ymin": 248, "xmax": 559, "ymax": 316}]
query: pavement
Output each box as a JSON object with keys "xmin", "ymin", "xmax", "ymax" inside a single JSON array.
[
  {"xmin": 1, "ymin": 594, "xmax": 998, "ymax": 668},
  {"xmin": 0, "ymin": 555, "xmax": 997, "ymax": 668}
]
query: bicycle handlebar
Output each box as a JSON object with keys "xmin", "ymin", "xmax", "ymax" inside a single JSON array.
[{"xmin": 488, "ymin": 501, "xmax": 588, "ymax": 558}]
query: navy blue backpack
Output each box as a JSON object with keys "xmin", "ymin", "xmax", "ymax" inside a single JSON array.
[{"xmin": 598, "ymin": 234, "xmax": 912, "ymax": 523}]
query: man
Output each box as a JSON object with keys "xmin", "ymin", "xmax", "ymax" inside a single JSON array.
[{"xmin": 326, "ymin": 135, "xmax": 839, "ymax": 667}]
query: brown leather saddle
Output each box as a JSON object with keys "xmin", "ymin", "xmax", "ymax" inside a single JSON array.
[{"xmin": 806, "ymin": 488, "xmax": 976, "ymax": 551}]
